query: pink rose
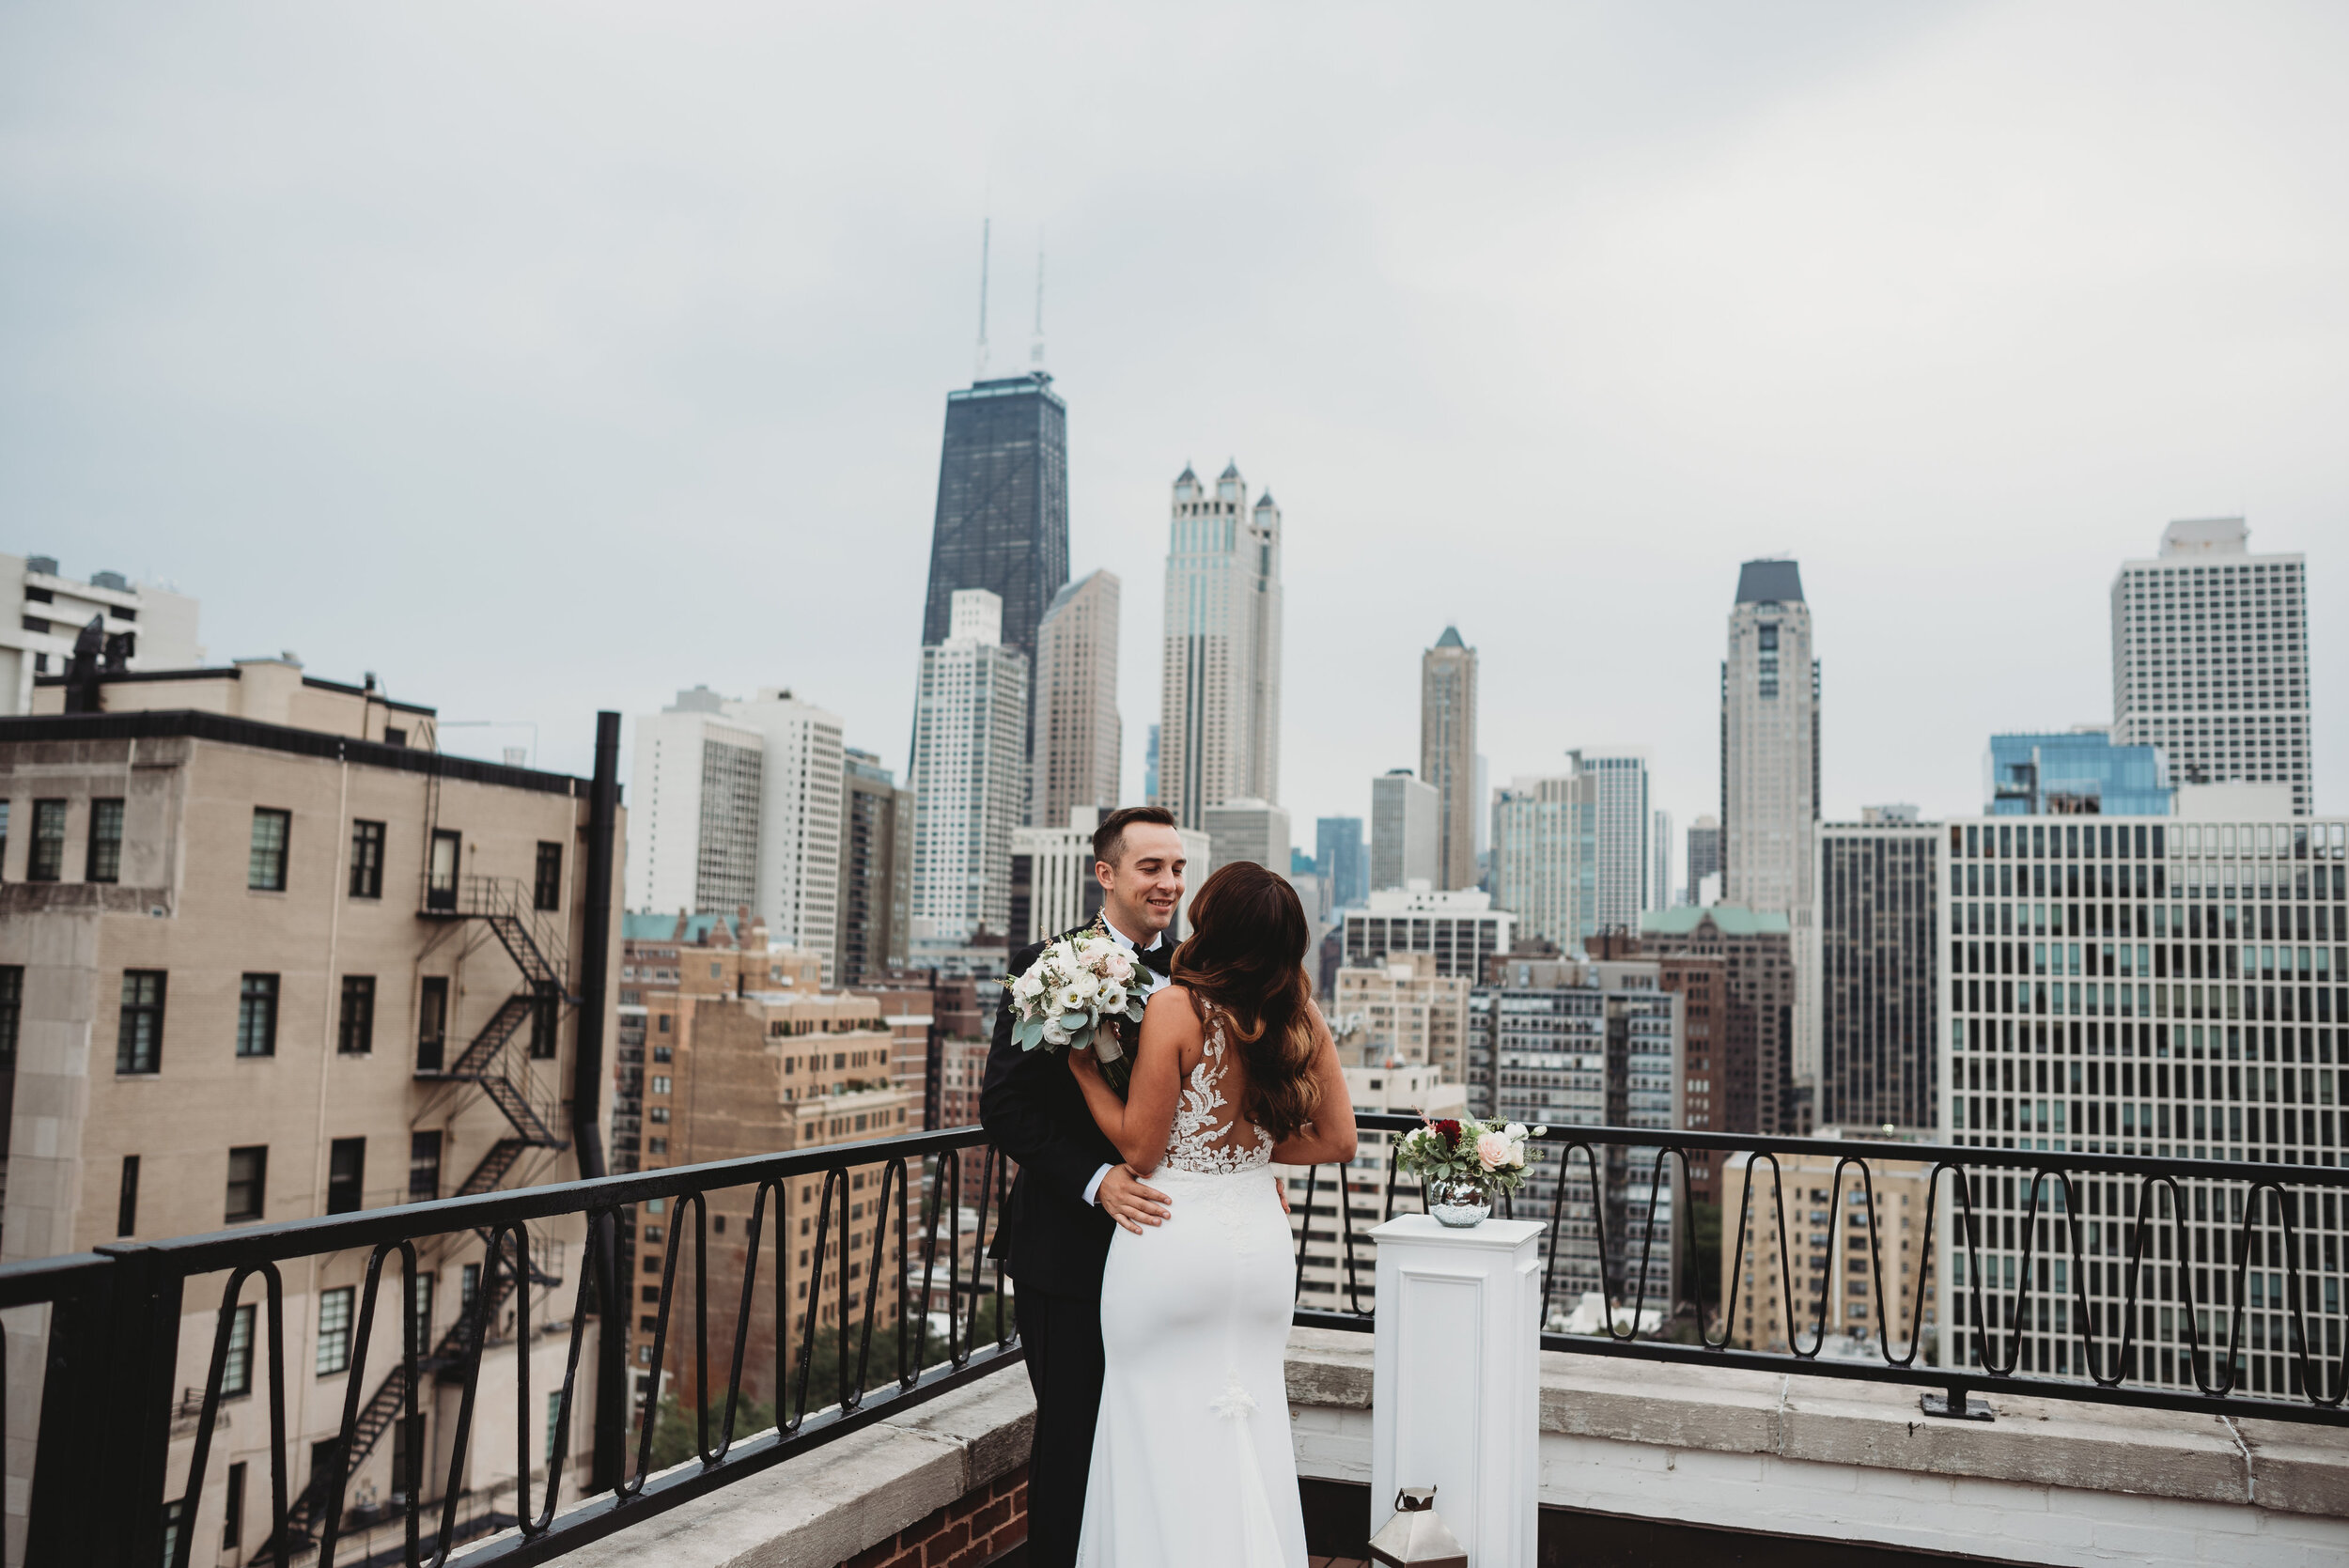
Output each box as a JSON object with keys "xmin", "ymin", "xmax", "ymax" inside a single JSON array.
[
  {"xmin": 1101, "ymin": 949, "xmax": 1135, "ymax": 983},
  {"xmin": 1474, "ymin": 1131, "xmax": 1512, "ymax": 1172}
]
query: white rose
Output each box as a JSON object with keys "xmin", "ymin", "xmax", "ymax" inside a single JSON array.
[
  {"xmin": 1041, "ymin": 1018, "xmax": 1070, "ymax": 1047},
  {"xmin": 1014, "ymin": 969, "xmax": 1046, "ymax": 1000},
  {"xmin": 1504, "ymin": 1123, "xmax": 1527, "ymax": 1140},
  {"xmin": 1066, "ymin": 970, "xmax": 1100, "ymax": 1001}
]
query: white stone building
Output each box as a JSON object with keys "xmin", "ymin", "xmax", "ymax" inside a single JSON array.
[
  {"xmin": 1341, "ymin": 884, "xmax": 1515, "ymax": 983},
  {"xmin": 1370, "ymin": 769, "xmax": 1439, "ymax": 893},
  {"xmin": 1157, "ymin": 462, "xmax": 1282, "ymax": 828},
  {"xmin": 2110, "ymin": 518, "xmax": 2311, "ymax": 816},
  {"xmin": 1491, "ymin": 771, "xmax": 1592, "ymax": 955},
  {"xmin": 627, "ymin": 684, "xmax": 844, "ymax": 971},
  {"xmin": 1204, "ymin": 797, "xmax": 1290, "ymax": 878},
  {"xmin": 910, "ymin": 590, "xmax": 1030, "ymax": 945},
  {"xmin": 0, "ymin": 552, "xmax": 204, "ymax": 714},
  {"xmin": 1579, "ymin": 748, "xmax": 1653, "ymax": 938}
]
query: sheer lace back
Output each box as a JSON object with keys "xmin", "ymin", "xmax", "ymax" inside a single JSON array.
[{"xmin": 1163, "ymin": 1005, "xmax": 1276, "ymax": 1174}]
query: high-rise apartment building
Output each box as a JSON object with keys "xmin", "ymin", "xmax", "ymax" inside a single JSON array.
[
  {"xmin": 1490, "ymin": 771, "xmax": 1594, "ymax": 955},
  {"xmin": 1936, "ymin": 802, "xmax": 2346, "ymax": 1396},
  {"xmin": 910, "ymin": 590, "xmax": 1030, "ymax": 945},
  {"xmin": 1342, "ymin": 885, "xmax": 1515, "ymax": 983},
  {"xmin": 1652, "ymin": 809, "xmax": 1673, "ymax": 918},
  {"xmin": 1370, "ymin": 769, "xmax": 1439, "ymax": 892},
  {"xmin": 1331, "ymin": 952, "xmax": 1471, "ymax": 1081},
  {"xmin": 1636, "ymin": 907, "xmax": 1797, "ymax": 1137},
  {"xmin": 1317, "ymin": 815, "xmax": 1368, "ymax": 909},
  {"xmin": 1009, "ymin": 807, "xmax": 1107, "ymax": 947},
  {"xmin": 1203, "ymin": 798, "xmax": 1291, "ymax": 877},
  {"xmin": 6, "ymin": 662, "xmax": 619, "ymax": 1541},
  {"xmin": 0, "ymin": 551, "xmax": 204, "ymax": 714},
  {"xmin": 1158, "ymin": 462, "xmax": 1282, "ymax": 828},
  {"xmin": 1686, "ymin": 815, "xmax": 1721, "ymax": 906},
  {"xmin": 918, "ymin": 371, "xmax": 1068, "ymax": 710},
  {"xmin": 1722, "ymin": 1144, "xmax": 1935, "ymax": 1354},
  {"xmin": 1817, "ymin": 816, "xmax": 1940, "ymax": 1132},
  {"xmin": 1723, "ymin": 559, "xmax": 1819, "ymax": 1127},
  {"xmin": 1420, "ymin": 628, "xmax": 1478, "ymax": 890},
  {"xmin": 1468, "ymin": 957, "xmax": 1683, "ymax": 1308},
  {"xmin": 630, "ymin": 686, "xmax": 845, "ymax": 970},
  {"xmin": 1579, "ymin": 749, "xmax": 1653, "ymax": 937},
  {"xmin": 1988, "ymin": 728, "xmax": 2171, "ymax": 817},
  {"xmin": 2110, "ymin": 519, "xmax": 2310, "ymax": 816},
  {"xmin": 1032, "ymin": 568, "xmax": 1121, "ymax": 829},
  {"xmin": 837, "ymin": 749, "xmax": 913, "ymax": 986}
]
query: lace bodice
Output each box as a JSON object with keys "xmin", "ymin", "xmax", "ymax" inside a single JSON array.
[{"xmin": 1163, "ymin": 1008, "xmax": 1276, "ymax": 1174}]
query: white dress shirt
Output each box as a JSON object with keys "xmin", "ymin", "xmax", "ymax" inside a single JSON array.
[{"xmin": 1083, "ymin": 915, "xmax": 1168, "ymax": 1206}]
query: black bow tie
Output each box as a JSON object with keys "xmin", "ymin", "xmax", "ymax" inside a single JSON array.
[{"xmin": 1136, "ymin": 942, "xmax": 1173, "ymax": 978}]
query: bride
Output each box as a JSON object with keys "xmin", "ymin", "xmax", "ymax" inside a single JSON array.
[{"xmin": 1066, "ymin": 861, "xmax": 1357, "ymax": 1567}]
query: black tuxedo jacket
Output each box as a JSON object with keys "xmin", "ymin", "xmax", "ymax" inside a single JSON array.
[{"xmin": 980, "ymin": 927, "xmax": 1126, "ymax": 1299}]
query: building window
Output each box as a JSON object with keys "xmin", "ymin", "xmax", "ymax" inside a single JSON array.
[
  {"xmin": 86, "ymin": 798, "xmax": 125, "ymax": 883},
  {"xmin": 336, "ymin": 975, "xmax": 375, "ymax": 1055},
  {"xmin": 221, "ymin": 1305, "xmax": 257, "ymax": 1397},
  {"xmin": 225, "ymin": 1145, "xmax": 267, "ymax": 1222},
  {"xmin": 117, "ymin": 970, "xmax": 165, "ymax": 1074},
  {"xmin": 426, "ymin": 828, "xmax": 460, "ymax": 910},
  {"xmin": 28, "ymin": 800, "xmax": 67, "ymax": 881},
  {"xmin": 316, "ymin": 1286, "xmax": 355, "ymax": 1375},
  {"xmin": 248, "ymin": 808, "xmax": 290, "ymax": 892},
  {"xmin": 349, "ymin": 820, "xmax": 385, "ymax": 899},
  {"xmin": 0, "ymin": 964, "xmax": 20, "ymax": 1069},
  {"xmin": 417, "ymin": 977, "xmax": 448, "ymax": 1073},
  {"xmin": 237, "ymin": 974, "xmax": 279, "ymax": 1058},
  {"xmin": 649, "ymin": 1076, "xmax": 671, "ymax": 1095},
  {"xmin": 535, "ymin": 842, "xmax": 563, "ymax": 911},
  {"xmin": 529, "ymin": 995, "xmax": 557, "ymax": 1061},
  {"xmin": 326, "ymin": 1137, "xmax": 365, "ymax": 1215},
  {"xmin": 117, "ymin": 1154, "xmax": 140, "ymax": 1235},
  {"xmin": 409, "ymin": 1130, "xmax": 443, "ymax": 1203},
  {"xmin": 223, "ymin": 1460, "xmax": 247, "ymax": 1549},
  {"xmin": 410, "ymin": 1274, "xmax": 435, "ymax": 1360}
]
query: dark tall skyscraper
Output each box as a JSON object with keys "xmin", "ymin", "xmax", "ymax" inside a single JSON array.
[
  {"xmin": 1816, "ymin": 815, "xmax": 1939, "ymax": 1132},
  {"xmin": 921, "ymin": 371, "xmax": 1070, "ymax": 691}
]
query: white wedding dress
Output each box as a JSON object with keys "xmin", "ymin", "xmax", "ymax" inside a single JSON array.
[{"xmin": 1076, "ymin": 1007, "xmax": 1308, "ymax": 1567}]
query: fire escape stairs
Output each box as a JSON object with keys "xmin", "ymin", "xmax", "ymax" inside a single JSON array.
[{"xmin": 249, "ymin": 1257, "xmax": 541, "ymax": 1566}]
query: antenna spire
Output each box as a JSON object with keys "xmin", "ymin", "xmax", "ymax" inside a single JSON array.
[
  {"xmin": 974, "ymin": 216, "xmax": 991, "ymax": 379},
  {"xmin": 1029, "ymin": 240, "xmax": 1046, "ymax": 368}
]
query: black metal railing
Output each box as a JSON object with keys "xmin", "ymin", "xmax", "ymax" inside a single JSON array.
[
  {"xmin": 0, "ymin": 1127, "xmax": 1015, "ymax": 1568},
  {"xmin": 1286, "ymin": 1115, "xmax": 2349, "ymax": 1429}
]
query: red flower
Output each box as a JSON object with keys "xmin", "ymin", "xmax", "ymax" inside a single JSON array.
[{"xmin": 1432, "ymin": 1119, "xmax": 1463, "ymax": 1146}]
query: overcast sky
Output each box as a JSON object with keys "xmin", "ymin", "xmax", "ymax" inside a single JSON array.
[{"xmin": 7, "ymin": 1, "xmax": 2344, "ymax": 863}]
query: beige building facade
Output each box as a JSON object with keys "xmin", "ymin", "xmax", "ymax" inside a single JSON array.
[
  {"xmin": 3, "ymin": 665, "xmax": 619, "ymax": 1560},
  {"xmin": 1419, "ymin": 627, "xmax": 1477, "ymax": 892},
  {"xmin": 1720, "ymin": 1142, "xmax": 1934, "ymax": 1356},
  {"xmin": 1330, "ymin": 953, "xmax": 1470, "ymax": 1081},
  {"xmin": 1032, "ymin": 568, "xmax": 1121, "ymax": 831}
]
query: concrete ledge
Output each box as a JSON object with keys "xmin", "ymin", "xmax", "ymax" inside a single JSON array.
[
  {"xmin": 1283, "ymin": 1326, "xmax": 2349, "ymax": 1523},
  {"xmin": 459, "ymin": 1373, "xmax": 1036, "ymax": 1568}
]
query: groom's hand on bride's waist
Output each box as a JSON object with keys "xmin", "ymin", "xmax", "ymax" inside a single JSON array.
[{"xmin": 1097, "ymin": 1165, "xmax": 1171, "ymax": 1234}]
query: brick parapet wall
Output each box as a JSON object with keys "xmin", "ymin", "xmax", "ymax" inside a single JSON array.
[{"xmin": 843, "ymin": 1463, "xmax": 1027, "ymax": 1568}]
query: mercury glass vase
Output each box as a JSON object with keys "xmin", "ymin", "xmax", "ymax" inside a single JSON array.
[{"xmin": 1428, "ymin": 1176, "xmax": 1492, "ymax": 1228}]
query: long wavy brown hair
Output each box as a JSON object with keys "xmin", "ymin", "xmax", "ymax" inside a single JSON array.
[{"xmin": 1169, "ymin": 861, "xmax": 1322, "ymax": 1140}]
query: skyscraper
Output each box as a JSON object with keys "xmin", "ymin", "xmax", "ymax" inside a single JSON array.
[
  {"xmin": 1203, "ymin": 799, "xmax": 1291, "ymax": 877},
  {"xmin": 1490, "ymin": 771, "xmax": 1593, "ymax": 954},
  {"xmin": 630, "ymin": 684, "xmax": 844, "ymax": 969},
  {"xmin": 837, "ymin": 749, "xmax": 914, "ymax": 986},
  {"xmin": 1722, "ymin": 559, "xmax": 1819, "ymax": 1127},
  {"xmin": 1032, "ymin": 567, "xmax": 1121, "ymax": 829},
  {"xmin": 1158, "ymin": 462, "xmax": 1283, "ymax": 828},
  {"xmin": 919, "ymin": 372, "xmax": 1069, "ymax": 682},
  {"xmin": 1651, "ymin": 808, "xmax": 1673, "ymax": 917},
  {"xmin": 910, "ymin": 590, "xmax": 1030, "ymax": 944},
  {"xmin": 1316, "ymin": 815, "xmax": 1368, "ymax": 909},
  {"xmin": 1685, "ymin": 815, "xmax": 1721, "ymax": 905},
  {"xmin": 1579, "ymin": 749, "xmax": 1652, "ymax": 937},
  {"xmin": 1816, "ymin": 814, "xmax": 1939, "ymax": 1131},
  {"xmin": 1420, "ymin": 627, "xmax": 1478, "ymax": 890},
  {"xmin": 2110, "ymin": 518, "xmax": 2310, "ymax": 815},
  {"xmin": 1369, "ymin": 768, "xmax": 1439, "ymax": 891}
]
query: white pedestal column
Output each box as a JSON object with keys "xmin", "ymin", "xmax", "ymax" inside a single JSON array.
[{"xmin": 1365, "ymin": 1214, "xmax": 1542, "ymax": 1567}]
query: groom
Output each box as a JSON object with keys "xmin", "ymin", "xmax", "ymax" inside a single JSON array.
[{"xmin": 981, "ymin": 805, "xmax": 1185, "ymax": 1568}]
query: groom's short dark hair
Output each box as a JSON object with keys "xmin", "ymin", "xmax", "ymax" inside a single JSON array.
[{"xmin": 1094, "ymin": 805, "xmax": 1177, "ymax": 868}]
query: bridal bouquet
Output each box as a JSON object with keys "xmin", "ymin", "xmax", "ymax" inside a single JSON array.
[
  {"xmin": 1003, "ymin": 932, "xmax": 1146, "ymax": 1096},
  {"xmin": 1394, "ymin": 1115, "xmax": 1544, "ymax": 1197}
]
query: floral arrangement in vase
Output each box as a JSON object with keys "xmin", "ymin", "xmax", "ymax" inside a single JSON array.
[
  {"xmin": 1002, "ymin": 931, "xmax": 1147, "ymax": 1096},
  {"xmin": 1393, "ymin": 1115, "xmax": 1543, "ymax": 1227}
]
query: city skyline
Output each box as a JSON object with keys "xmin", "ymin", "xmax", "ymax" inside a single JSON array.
[{"xmin": 6, "ymin": 7, "xmax": 2345, "ymax": 844}]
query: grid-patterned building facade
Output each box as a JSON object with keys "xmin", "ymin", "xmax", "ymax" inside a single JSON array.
[
  {"xmin": 1032, "ymin": 568, "xmax": 1121, "ymax": 831},
  {"xmin": 1818, "ymin": 817, "xmax": 1941, "ymax": 1132},
  {"xmin": 1937, "ymin": 809, "xmax": 2348, "ymax": 1398},
  {"xmin": 1420, "ymin": 628, "xmax": 1478, "ymax": 891},
  {"xmin": 2110, "ymin": 518, "xmax": 2310, "ymax": 816}
]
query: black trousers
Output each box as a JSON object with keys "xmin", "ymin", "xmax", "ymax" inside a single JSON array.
[{"xmin": 1016, "ymin": 1288, "xmax": 1104, "ymax": 1568}]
